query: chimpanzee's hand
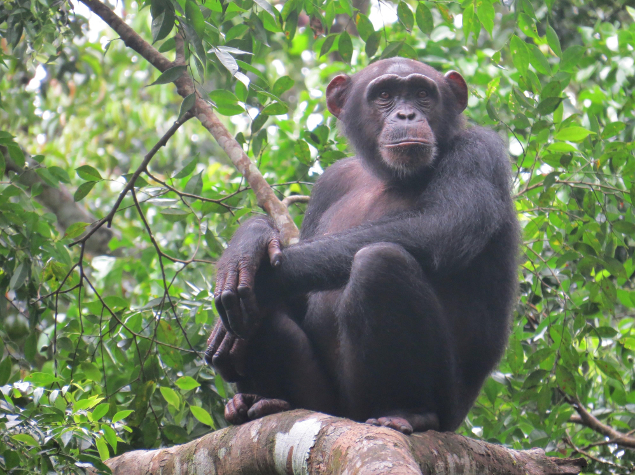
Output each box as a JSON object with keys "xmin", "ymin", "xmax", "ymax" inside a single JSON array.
[
  {"xmin": 204, "ymin": 319, "xmax": 248, "ymax": 381},
  {"xmin": 213, "ymin": 217, "xmax": 282, "ymax": 338}
]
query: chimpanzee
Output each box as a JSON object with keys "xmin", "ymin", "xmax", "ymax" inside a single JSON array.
[{"xmin": 205, "ymin": 58, "xmax": 518, "ymax": 434}]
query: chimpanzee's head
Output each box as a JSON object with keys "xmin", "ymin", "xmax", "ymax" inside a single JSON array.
[{"xmin": 326, "ymin": 58, "xmax": 468, "ymax": 178}]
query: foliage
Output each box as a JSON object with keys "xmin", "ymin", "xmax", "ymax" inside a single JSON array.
[{"xmin": 0, "ymin": 0, "xmax": 634, "ymax": 473}]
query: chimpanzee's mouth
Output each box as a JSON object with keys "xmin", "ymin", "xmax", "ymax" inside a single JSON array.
[{"xmin": 384, "ymin": 140, "xmax": 432, "ymax": 148}]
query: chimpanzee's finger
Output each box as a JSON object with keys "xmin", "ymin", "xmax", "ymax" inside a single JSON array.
[
  {"xmin": 207, "ymin": 319, "xmax": 225, "ymax": 347},
  {"xmin": 236, "ymin": 286, "xmax": 260, "ymax": 338},
  {"xmin": 221, "ymin": 266, "xmax": 243, "ymax": 334},
  {"xmin": 229, "ymin": 338, "xmax": 248, "ymax": 377},
  {"xmin": 214, "ymin": 272, "xmax": 230, "ymax": 332},
  {"xmin": 212, "ymin": 333, "xmax": 241, "ymax": 382},
  {"xmin": 268, "ymin": 237, "xmax": 283, "ymax": 267},
  {"xmin": 205, "ymin": 321, "xmax": 226, "ymax": 366}
]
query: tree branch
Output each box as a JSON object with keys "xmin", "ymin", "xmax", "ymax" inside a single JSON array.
[
  {"xmin": 79, "ymin": 0, "xmax": 300, "ymax": 245},
  {"xmin": 97, "ymin": 410, "xmax": 586, "ymax": 475},
  {"xmin": 567, "ymin": 399, "xmax": 635, "ymax": 449}
]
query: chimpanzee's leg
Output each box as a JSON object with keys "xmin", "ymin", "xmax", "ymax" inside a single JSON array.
[
  {"xmin": 335, "ymin": 242, "xmax": 458, "ymax": 434},
  {"xmin": 224, "ymin": 309, "xmax": 337, "ymax": 424}
]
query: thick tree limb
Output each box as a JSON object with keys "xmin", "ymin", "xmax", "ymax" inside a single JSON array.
[
  {"xmin": 79, "ymin": 0, "xmax": 300, "ymax": 245},
  {"xmin": 101, "ymin": 410, "xmax": 586, "ymax": 475}
]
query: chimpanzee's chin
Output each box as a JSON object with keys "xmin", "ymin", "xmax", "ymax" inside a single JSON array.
[{"xmin": 381, "ymin": 144, "xmax": 436, "ymax": 176}]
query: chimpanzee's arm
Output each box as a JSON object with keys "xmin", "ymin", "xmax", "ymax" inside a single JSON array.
[{"xmin": 278, "ymin": 129, "xmax": 514, "ymax": 293}]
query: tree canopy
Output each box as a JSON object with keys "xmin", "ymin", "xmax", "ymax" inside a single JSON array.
[{"xmin": 0, "ymin": 0, "xmax": 634, "ymax": 473}]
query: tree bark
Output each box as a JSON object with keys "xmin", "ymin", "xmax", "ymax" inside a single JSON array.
[{"xmin": 100, "ymin": 410, "xmax": 586, "ymax": 475}]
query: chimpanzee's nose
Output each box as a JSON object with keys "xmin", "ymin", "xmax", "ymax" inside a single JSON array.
[{"xmin": 396, "ymin": 108, "xmax": 416, "ymax": 121}]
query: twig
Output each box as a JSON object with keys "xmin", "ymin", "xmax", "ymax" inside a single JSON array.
[
  {"xmin": 282, "ymin": 195, "xmax": 311, "ymax": 206},
  {"xmin": 69, "ymin": 113, "xmax": 193, "ymax": 247},
  {"xmin": 564, "ymin": 435, "xmax": 630, "ymax": 471}
]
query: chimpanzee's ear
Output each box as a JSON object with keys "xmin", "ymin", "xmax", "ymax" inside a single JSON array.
[
  {"xmin": 326, "ymin": 74, "xmax": 351, "ymax": 118},
  {"xmin": 444, "ymin": 70, "xmax": 468, "ymax": 114}
]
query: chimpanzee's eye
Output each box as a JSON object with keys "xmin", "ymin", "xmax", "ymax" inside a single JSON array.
[
  {"xmin": 418, "ymin": 90, "xmax": 428, "ymax": 98},
  {"xmin": 379, "ymin": 91, "xmax": 391, "ymax": 99}
]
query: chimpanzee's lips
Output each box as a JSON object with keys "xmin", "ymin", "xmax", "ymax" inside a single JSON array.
[{"xmin": 384, "ymin": 140, "xmax": 432, "ymax": 148}]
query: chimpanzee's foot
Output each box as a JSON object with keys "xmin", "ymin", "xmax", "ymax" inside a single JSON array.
[
  {"xmin": 366, "ymin": 411, "xmax": 439, "ymax": 435},
  {"xmin": 225, "ymin": 393, "xmax": 291, "ymax": 425}
]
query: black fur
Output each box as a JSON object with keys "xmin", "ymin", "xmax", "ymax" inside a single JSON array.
[{"xmin": 206, "ymin": 58, "xmax": 518, "ymax": 434}]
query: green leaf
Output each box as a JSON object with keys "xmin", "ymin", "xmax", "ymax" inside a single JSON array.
[
  {"xmin": 556, "ymin": 365, "xmax": 576, "ymax": 396},
  {"xmin": 158, "ymin": 37, "xmax": 176, "ymax": 52},
  {"xmin": 148, "ymin": 65, "xmax": 188, "ymax": 86},
  {"xmin": 48, "ymin": 166, "xmax": 71, "ymax": 183},
  {"xmin": 365, "ymin": 31, "xmax": 381, "ymax": 58},
  {"xmin": 175, "ymin": 376, "xmax": 200, "ymax": 391},
  {"xmin": 80, "ymin": 362, "xmax": 102, "ymax": 382},
  {"xmin": 185, "ymin": 0, "xmax": 206, "ymax": 38},
  {"xmin": 152, "ymin": 9, "xmax": 175, "ymax": 43},
  {"xmin": 0, "ymin": 357, "xmax": 12, "ymax": 385},
  {"xmin": 261, "ymin": 102, "xmax": 289, "ymax": 115},
  {"xmin": 254, "ymin": 0, "xmax": 277, "ymax": 18},
  {"xmin": 190, "ymin": 405, "xmax": 215, "ymax": 427},
  {"xmin": 294, "ymin": 139, "xmax": 311, "ymax": 164},
  {"xmin": 74, "ymin": 181, "xmax": 97, "ymax": 202},
  {"xmin": 554, "ymin": 126, "xmax": 595, "ymax": 142},
  {"xmin": 595, "ymin": 359, "xmax": 623, "ymax": 383},
  {"xmin": 96, "ymin": 437, "xmax": 110, "ymax": 461},
  {"xmin": 9, "ymin": 261, "xmax": 28, "ymax": 290},
  {"xmin": 112, "ymin": 410, "xmax": 134, "ymax": 423},
  {"xmin": 36, "ymin": 168, "xmax": 60, "ymax": 188},
  {"xmin": 397, "ymin": 1, "xmax": 414, "ymax": 31},
  {"xmin": 251, "ymin": 113, "xmax": 269, "ymax": 134},
  {"xmin": 178, "ymin": 93, "xmax": 196, "ymax": 120},
  {"xmin": 339, "ymin": 0, "xmax": 353, "ymax": 17},
  {"xmin": 561, "ymin": 45, "xmax": 585, "ymax": 72},
  {"xmin": 92, "ymin": 403, "xmax": 110, "ymax": 421},
  {"xmin": 510, "ymin": 35, "xmax": 529, "ymax": 77},
  {"xmin": 416, "ymin": 3, "xmax": 433, "ymax": 35},
  {"xmin": 7, "ymin": 143, "xmax": 25, "ymax": 168},
  {"xmin": 536, "ymin": 97, "xmax": 562, "ymax": 115},
  {"xmin": 184, "ymin": 172, "xmax": 204, "ymax": 198},
  {"xmin": 338, "ymin": 31, "xmax": 353, "ymax": 63},
  {"xmin": 24, "ymin": 372, "xmax": 61, "ymax": 386},
  {"xmin": 476, "ymin": 0, "xmax": 494, "ymax": 36},
  {"xmin": 517, "ymin": 12, "xmax": 538, "ymax": 39},
  {"xmin": 528, "ymin": 44, "xmax": 551, "ymax": 75},
  {"xmin": 64, "ymin": 222, "xmax": 89, "ymax": 239},
  {"xmin": 12, "ymin": 433, "xmax": 39, "ymax": 446},
  {"xmin": 356, "ymin": 13, "xmax": 375, "ymax": 41},
  {"xmin": 272, "ymin": 76, "xmax": 294, "ymax": 97},
  {"xmin": 102, "ymin": 424, "xmax": 118, "ymax": 452},
  {"xmin": 209, "ymin": 89, "xmax": 240, "ymax": 106},
  {"xmin": 160, "ymin": 386, "xmax": 181, "ymax": 407},
  {"xmin": 173, "ymin": 156, "xmax": 198, "ymax": 179},
  {"xmin": 320, "ymin": 34, "xmax": 336, "ymax": 57},
  {"xmin": 381, "ymin": 41, "xmax": 403, "ymax": 59},
  {"xmin": 545, "ymin": 22, "xmax": 562, "ymax": 57},
  {"xmin": 160, "ymin": 208, "xmax": 191, "ymax": 222}
]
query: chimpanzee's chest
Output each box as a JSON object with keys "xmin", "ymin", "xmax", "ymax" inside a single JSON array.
[{"xmin": 317, "ymin": 182, "xmax": 417, "ymax": 235}]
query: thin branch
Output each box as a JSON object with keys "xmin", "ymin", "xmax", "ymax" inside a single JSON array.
[
  {"xmin": 69, "ymin": 113, "xmax": 193, "ymax": 247},
  {"xmin": 564, "ymin": 435, "xmax": 630, "ymax": 471},
  {"xmin": 566, "ymin": 397, "xmax": 635, "ymax": 449},
  {"xmin": 282, "ymin": 195, "xmax": 311, "ymax": 207}
]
